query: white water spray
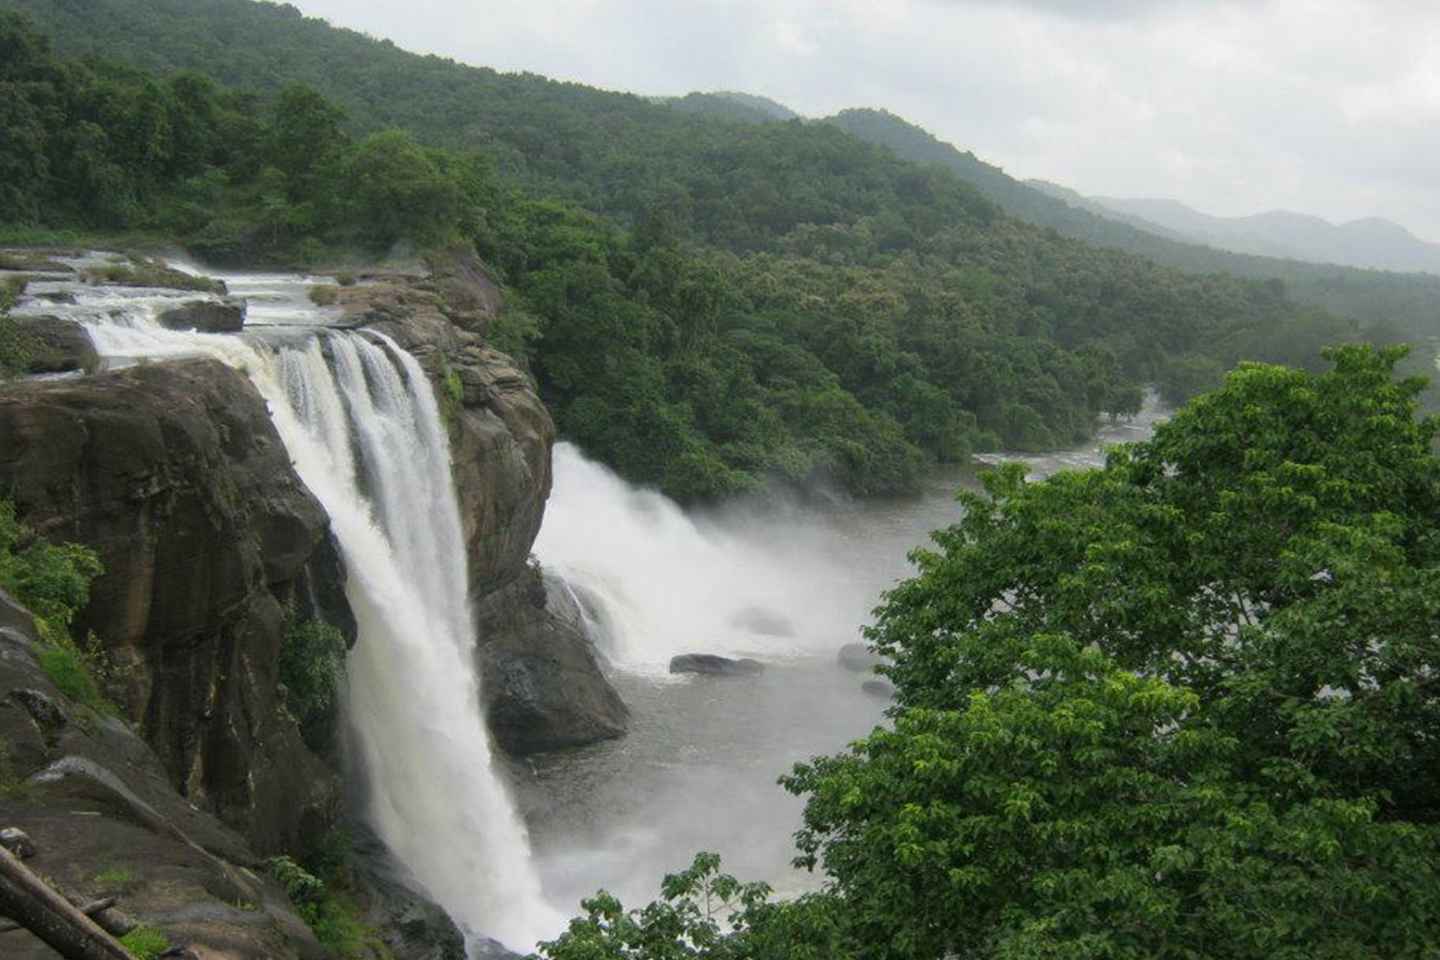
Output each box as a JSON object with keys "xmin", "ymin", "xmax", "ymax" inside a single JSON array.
[
  {"xmin": 24, "ymin": 267, "xmax": 558, "ymax": 950},
  {"xmin": 532, "ymin": 443, "xmax": 877, "ymax": 671}
]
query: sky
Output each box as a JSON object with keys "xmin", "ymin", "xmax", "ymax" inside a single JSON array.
[{"xmin": 287, "ymin": 0, "xmax": 1440, "ymax": 241}]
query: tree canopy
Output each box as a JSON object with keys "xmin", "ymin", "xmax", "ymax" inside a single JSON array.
[
  {"xmin": 540, "ymin": 346, "xmax": 1440, "ymax": 959},
  {"xmin": 0, "ymin": 5, "xmax": 1425, "ymax": 501}
]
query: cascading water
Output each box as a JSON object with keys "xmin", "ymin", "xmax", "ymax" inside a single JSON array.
[
  {"xmin": 17, "ymin": 266, "xmax": 558, "ymax": 950},
  {"xmin": 532, "ymin": 443, "xmax": 878, "ymax": 670}
]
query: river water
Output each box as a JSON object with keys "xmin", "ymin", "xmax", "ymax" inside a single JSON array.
[{"xmin": 522, "ymin": 400, "xmax": 1168, "ymax": 918}]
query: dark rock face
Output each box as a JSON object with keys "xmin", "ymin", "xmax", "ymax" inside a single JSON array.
[
  {"xmin": 0, "ymin": 359, "xmax": 347, "ymax": 854},
  {"xmin": 348, "ymin": 823, "xmax": 466, "ymax": 960},
  {"xmin": 669, "ymin": 654, "xmax": 765, "ymax": 676},
  {"xmin": 0, "ymin": 586, "xmax": 37, "ymax": 637},
  {"xmin": 342, "ymin": 251, "xmax": 629, "ymax": 757},
  {"xmin": 157, "ymin": 298, "xmax": 246, "ymax": 333},
  {"xmin": 0, "ymin": 603, "xmax": 324, "ymax": 960},
  {"xmin": 342, "ymin": 251, "xmax": 551, "ymax": 600},
  {"xmin": 474, "ymin": 567, "xmax": 629, "ymax": 755},
  {"xmin": 12, "ymin": 314, "xmax": 99, "ymax": 374},
  {"xmin": 837, "ymin": 642, "xmax": 886, "ymax": 673}
]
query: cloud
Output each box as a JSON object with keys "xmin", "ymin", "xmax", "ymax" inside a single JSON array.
[{"xmin": 289, "ymin": 0, "xmax": 1440, "ymax": 240}]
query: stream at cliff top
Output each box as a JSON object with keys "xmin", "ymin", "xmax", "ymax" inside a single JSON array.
[{"xmin": 523, "ymin": 399, "xmax": 1168, "ymax": 916}]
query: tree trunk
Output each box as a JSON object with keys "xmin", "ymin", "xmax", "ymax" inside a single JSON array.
[{"xmin": 0, "ymin": 846, "xmax": 132, "ymax": 960}]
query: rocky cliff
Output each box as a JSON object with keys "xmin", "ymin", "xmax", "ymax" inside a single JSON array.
[
  {"xmin": 345, "ymin": 251, "xmax": 628, "ymax": 754},
  {"xmin": 0, "ymin": 359, "xmax": 348, "ymax": 856},
  {"xmin": 0, "ymin": 248, "xmax": 627, "ymax": 956}
]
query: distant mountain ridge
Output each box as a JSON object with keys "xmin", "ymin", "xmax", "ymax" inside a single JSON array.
[{"xmin": 1031, "ymin": 185, "xmax": 1440, "ymax": 276}]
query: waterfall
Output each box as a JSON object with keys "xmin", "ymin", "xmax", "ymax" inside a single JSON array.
[
  {"xmin": 532, "ymin": 443, "xmax": 872, "ymax": 671},
  {"xmin": 31, "ymin": 272, "xmax": 557, "ymax": 951}
]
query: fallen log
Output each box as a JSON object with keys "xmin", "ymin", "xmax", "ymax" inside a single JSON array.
[
  {"xmin": 0, "ymin": 846, "xmax": 132, "ymax": 959},
  {"xmin": 0, "ymin": 896, "xmax": 116, "ymax": 933}
]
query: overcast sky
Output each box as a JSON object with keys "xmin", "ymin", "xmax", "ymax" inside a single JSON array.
[{"xmin": 288, "ymin": 0, "xmax": 1440, "ymax": 241}]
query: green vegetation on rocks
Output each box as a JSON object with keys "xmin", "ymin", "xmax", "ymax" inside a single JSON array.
[
  {"xmin": 278, "ymin": 616, "xmax": 348, "ymax": 752},
  {"xmin": 119, "ymin": 926, "xmax": 171, "ymax": 960},
  {"xmin": 540, "ymin": 345, "xmax": 1440, "ymax": 959}
]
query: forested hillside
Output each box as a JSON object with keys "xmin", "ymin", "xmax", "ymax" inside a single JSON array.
[
  {"xmin": 0, "ymin": 1, "xmax": 1412, "ymax": 501},
  {"xmin": 827, "ymin": 108, "xmax": 1440, "ymax": 343}
]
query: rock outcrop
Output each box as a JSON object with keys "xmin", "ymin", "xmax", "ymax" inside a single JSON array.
[
  {"xmin": 341, "ymin": 252, "xmax": 551, "ymax": 601},
  {"xmin": 341, "ymin": 250, "xmax": 629, "ymax": 753},
  {"xmin": 0, "ymin": 359, "xmax": 349, "ymax": 854},
  {"xmin": 0, "ymin": 594, "xmax": 325, "ymax": 960},
  {"xmin": 12, "ymin": 315, "xmax": 100, "ymax": 375},
  {"xmin": 474, "ymin": 567, "xmax": 628, "ymax": 755},
  {"xmin": 157, "ymin": 298, "xmax": 247, "ymax": 333},
  {"xmin": 670, "ymin": 654, "xmax": 765, "ymax": 677}
]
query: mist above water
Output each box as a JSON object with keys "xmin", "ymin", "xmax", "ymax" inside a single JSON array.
[{"xmin": 522, "ymin": 407, "xmax": 1167, "ymax": 916}]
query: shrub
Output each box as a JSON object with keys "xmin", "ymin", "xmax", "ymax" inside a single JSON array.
[
  {"xmin": 279, "ymin": 618, "xmax": 347, "ymax": 751},
  {"xmin": 308, "ymin": 284, "xmax": 340, "ymax": 306},
  {"xmin": 1, "ymin": 275, "xmax": 34, "ymax": 377},
  {"xmin": 120, "ymin": 926, "xmax": 170, "ymax": 959},
  {"xmin": 0, "ymin": 499, "xmax": 110, "ymax": 711}
]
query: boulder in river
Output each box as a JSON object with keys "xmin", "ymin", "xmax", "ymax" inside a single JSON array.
[
  {"xmin": 728, "ymin": 605, "xmax": 796, "ymax": 637},
  {"xmin": 157, "ymin": 297, "xmax": 247, "ymax": 333},
  {"xmin": 670, "ymin": 654, "xmax": 765, "ymax": 676},
  {"xmin": 12, "ymin": 314, "xmax": 99, "ymax": 374},
  {"xmin": 837, "ymin": 642, "xmax": 886, "ymax": 673},
  {"xmin": 475, "ymin": 566, "xmax": 629, "ymax": 756},
  {"xmin": 862, "ymin": 679, "xmax": 896, "ymax": 699}
]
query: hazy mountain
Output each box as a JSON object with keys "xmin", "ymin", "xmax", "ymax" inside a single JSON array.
[
  {"xmin": 1073, "ymin": 194, "xmax": 1440, "ymax": 275},
  {"xmin": 665, "ymin": 90, "xmax": 801, "ymax": 124}
]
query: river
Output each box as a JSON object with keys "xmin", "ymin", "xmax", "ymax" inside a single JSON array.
[{"xmin": 522, "ymin": 399, "xmax": 1168, "ymax": 919}]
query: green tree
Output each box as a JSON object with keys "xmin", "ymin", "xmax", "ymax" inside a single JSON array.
[
  {"xmin": 783, "ymin": 345, "xmax": 1440, "ymax": 959},
  {"xmin": 345, "ymin": 129, "xmax": 462, "ymax": 248}
]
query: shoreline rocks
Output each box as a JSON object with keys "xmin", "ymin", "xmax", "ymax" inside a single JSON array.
[{"xmin": 670, "ymin": 654, "xmax": 765, "ymax": 677}]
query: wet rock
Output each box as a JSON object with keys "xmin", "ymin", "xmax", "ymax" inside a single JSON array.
[
  {"xmin": 0, "ymin": 586, "xmax": 37, "ymax": 638},
  {"xmin": 157, "ymin": 298, "xmax": 246, "ymax": 333},
  {"xmin": 0, "ymin": 359, "xmax": 347, "ymax": 854},
  {"xmin": 345, "ymin": 250, "xmax": 553, "ymax": 603},
  {"xmin": 729, "ymin": 606, "xmax": 796, "ymax": 637},
  {"xmin": 861, "ymin": 679, "xmax": 896, "ymax": 699},
  {"xmin": 12, "ymin": 315, "xmax": 99, "ymax": 374},
  {"xmin": 8, "ymin": 687, "xmax": 68, "ymax": 736},
  {"xmin": 475, "ymin": 566, "xmax": 628, "ymax": 755},
  {"xmin": 670, "ymin": 654, "xmax": 765, "ymax": 677},
  {"xmin": 349, "ymin": 823, "xmax": 466, "ymax": 960},
  {"xmin": 1, "ymin": 827, "xmax": 37, "ymax": 858},
  {"xmin": 0, "ymin": 606, "xmax": 323, "ymax": 959},
  {"xmin": 837, "ymin": 642, "xmax": 886, "ymax": 673},
  {"xmin": 0, "ymin": 251, "xmax": 74, "ymax": 273}
]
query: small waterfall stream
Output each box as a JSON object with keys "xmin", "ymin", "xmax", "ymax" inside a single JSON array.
[{"xmin": 16, "ymin": 266, "xmax": 558, "ymax": 950}]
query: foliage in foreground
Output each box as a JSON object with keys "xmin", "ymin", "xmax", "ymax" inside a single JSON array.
[
  {"xmin": 269, "ymin": 849, "xmax": 389, "ymax": 960},
  {"xmin": 540, "ymin": 346, "xmax": 1440, "ymax": 959},
  {"xmin": 118, "ymin": 926, "xmax": 170, "ymax": 960},
  {"xmin": 537, "ymin": 852, "xmax": 850, "ymax": 960}
]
